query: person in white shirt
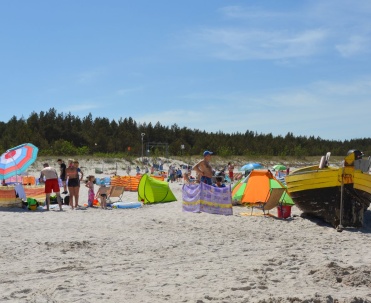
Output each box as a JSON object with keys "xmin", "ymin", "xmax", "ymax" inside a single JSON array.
[{"xmin": 40, "ymin": 163, "xmax": 62, "ymax": 211}]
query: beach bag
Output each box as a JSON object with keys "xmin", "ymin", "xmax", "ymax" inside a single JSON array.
[
  {"xmin": 64, "ymin": 195, "xmax": 70, "ymax": 205},
  {"xmin": 50, "ymin": 195, "xmax": 58, "ymax": 204},
  {"xmin": 27, "ymin": 197, "xmax": 38, "ymax": 211}
]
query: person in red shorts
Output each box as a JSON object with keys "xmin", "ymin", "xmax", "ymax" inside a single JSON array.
[
  {"xmin": 228, "ymin": 162, "xmax": 234, "ymax": 181},
  {"xmin": 40, "ymin": 163, "xmax": 63, "ymax": 211}
]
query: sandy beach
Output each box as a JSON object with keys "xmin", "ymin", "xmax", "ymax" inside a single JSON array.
[{"xmin": 1, "ymin": 158, "xmax": 371, "ymax": 303}]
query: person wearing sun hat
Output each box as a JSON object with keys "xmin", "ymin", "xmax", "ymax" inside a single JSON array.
[{"xmin": 193, "ymin": 150, "xmax": 214, "ymax": 185}]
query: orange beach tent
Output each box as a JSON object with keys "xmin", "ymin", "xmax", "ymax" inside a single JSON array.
[{"xmin": 235, "ymin": 170, "xmax": 294, "ymax": 205}]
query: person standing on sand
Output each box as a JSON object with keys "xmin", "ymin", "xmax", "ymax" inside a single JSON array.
[
  {"xmin": 85, "ymin": 175, "xmax": 95, "ymax": 207},
  {"xmin": 227, "ymin": 162, "xmax": 234, "ymax": 181},
  {"xmin": 66, "ymin": 159, "xmax": 80, "ymax": 209},
  {"xmin": 57, "ymin": 159, "xmax": 68, "ymax": 194},
  {"xmin": 40, "ymin": 163, "xmax": 63, "ymax": 211},
  {"xmin": 73, "ymin": 160, "xmax": 84, "ymax": 185},
  {"xmin": 193, "ymin": 151, "xmax": 214, "ymax": 185}
]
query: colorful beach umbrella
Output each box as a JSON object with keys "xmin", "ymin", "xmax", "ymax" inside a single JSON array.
[
  {"xmin": 0, "ymin": 143, "xmax": 39, "ymax": 180},
  {"xmin": 273, "ymin": 164, "xmax": 286, "ymax": 171},
  {"xmin": 239, "ymin": 162, "xmax": 264, "ymax": 171}
]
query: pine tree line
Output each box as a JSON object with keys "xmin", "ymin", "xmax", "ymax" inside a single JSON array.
[{"xmin": 0, "ymin": 108, "xmax": 370, "ymax": 157}]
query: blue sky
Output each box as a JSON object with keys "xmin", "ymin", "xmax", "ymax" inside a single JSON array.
[{"xmin": 1, "ymin": 0, "xmax": 371, "ymax": 141}]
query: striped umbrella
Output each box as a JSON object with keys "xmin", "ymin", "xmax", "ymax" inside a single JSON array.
[{"xmin": 0, "ymin": 143, "xmax": 39, "ymax": 180}]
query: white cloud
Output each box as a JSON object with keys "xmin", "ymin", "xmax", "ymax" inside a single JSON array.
[
  {"xmin": 76, "ymin": 70, "xmax": 104, "ymax": 84},
  {"xmin": 335, "ymin": 35, "xmax": 371, "ymax": 57},
  {"xmin": 188, "ymin": 26, "xmax": 327, "ymax": 61},
  {"xmin": 116, "ymin": 87, "xmax": 144, "ymax": 96},
  {"xmin": 182, "ymin": 2, "xmax": 371, "ymax": 61},
  {"xmin": 132, "ymin": 77, "xmax": 371, "ymax": 140}
]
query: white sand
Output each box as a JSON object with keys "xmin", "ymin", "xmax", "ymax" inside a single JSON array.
[{"xmin": 1, "ymin": 158, "xmax": 371, "ymax": 302}]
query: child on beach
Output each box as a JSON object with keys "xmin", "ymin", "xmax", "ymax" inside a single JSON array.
[
  {"xmin": 96, "ymin": 184, "xmax": 109, "ymax": 209},
  {"xmin": 85, "ymin": 175, "xmax": 95, "ymax": 207}
]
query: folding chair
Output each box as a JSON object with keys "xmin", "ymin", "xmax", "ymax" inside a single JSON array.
[
  {"xmin": 249, "ymin": 187, "xmax": 286, "ymax": 216},
  {"xmin": 107, "ymin": 186, "xmax": 125, "ymax": 202}
]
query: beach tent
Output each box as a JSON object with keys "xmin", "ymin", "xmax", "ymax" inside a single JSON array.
[
  {"xmin": 138, "ymin": 174, "xmax": 177, "ymax": 204},
  {"xmin": 231, "ymin": 175, "xmax": 250, "ymax": 204},
  {"xmin": 233, "ymin": 170, "xmax": 294, "ymax": 206}
]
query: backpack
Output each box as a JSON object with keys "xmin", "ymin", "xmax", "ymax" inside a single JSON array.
[{"xmin": 63, "ymin": 195, "xmax": 70, "ymax": 205}]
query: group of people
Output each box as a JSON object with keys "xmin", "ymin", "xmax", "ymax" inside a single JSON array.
[
  {"xmin": 40, "ymin": 159, "xmax": 111, "ymax": 211},
  {"xmin": 190, "ymin": 150, "xmax": 233, "ymax": 187},
  {"xmin": 38, "ymin": 151, "xmax": 231, "ymax": 210}
]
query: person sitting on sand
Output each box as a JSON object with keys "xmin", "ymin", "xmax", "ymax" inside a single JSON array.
[
  {"xmin": 213, "ymin": 176, "xmax": 226, "ymax": 188},
  {"xmin": 193, "ymin": 151, "xmax": 214, "ymax": 185},
  {"xmin": 96, "ymin": 184, "xmax": 109, "ymax": 209}
]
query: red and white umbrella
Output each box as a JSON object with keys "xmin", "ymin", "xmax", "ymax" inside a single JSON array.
[{"xmin": 0, "ymin": 143, "xmax": 39, "ymax": 180}]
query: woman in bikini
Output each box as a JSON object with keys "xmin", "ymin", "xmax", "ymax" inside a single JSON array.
[{"xmin": 66, "ymin": 159, "xmax": 80, "ymax": 209}]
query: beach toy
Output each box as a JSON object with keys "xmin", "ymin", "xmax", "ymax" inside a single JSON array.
[
  {"xmin": 112, "ymin": 202, "xmax": 142, "ymax": 209},
  {"xmin": 277, "ymin": 205, "xmax": 292, "ymax": 219},
  {"xmin": 93, "ymin": 199, "xmax": 99, "ymax": 205},
  {"xmin": 29, "ymin": 204, "xmax": 37, "ymax": 211}
]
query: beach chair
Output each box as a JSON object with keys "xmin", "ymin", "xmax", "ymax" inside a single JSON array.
[
  {"xmin": 107, "ymin": 186, "xmax": 125, "ymax": 202},
  {"xmin": 248, "ymin": 187, "xmax": 286, "ymax": 216}
]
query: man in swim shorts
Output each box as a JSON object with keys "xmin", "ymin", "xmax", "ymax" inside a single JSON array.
[
  {"xmin": 193, "ymin": 150, "xmax": 214, "ymax": 185},
  {"xmin": 40, "ymin": 163, "xmax": 63, "ymax": 211}
]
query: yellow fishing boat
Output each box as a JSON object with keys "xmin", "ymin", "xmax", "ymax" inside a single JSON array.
[{"xmin": 286, "ymin": 150, "xmax": 371, "ymax": 230}]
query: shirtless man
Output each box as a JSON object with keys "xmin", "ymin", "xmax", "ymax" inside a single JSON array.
[
  {"xmin": 40, "ymin": 163, "xmax": 63, "ymax": 211},
  {"xmin": 193, "ymin": 151, "xmax": 214, "ymax": 185}
]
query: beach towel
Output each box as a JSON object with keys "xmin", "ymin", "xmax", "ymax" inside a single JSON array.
[{"xmin": 182, "ymin": 182, "xmax": 233, "ymax": 215}]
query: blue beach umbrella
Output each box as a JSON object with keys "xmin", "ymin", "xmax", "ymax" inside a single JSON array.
[{"xmin": 239, "ymin": 162, "xmax": 264, "ymax": 171}]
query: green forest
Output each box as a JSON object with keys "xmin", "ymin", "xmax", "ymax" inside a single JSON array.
[{"xmin": 0, "ymin": 108, "xmax": 370, "ymax": 158}]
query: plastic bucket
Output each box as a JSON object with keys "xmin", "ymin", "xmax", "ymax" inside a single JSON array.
[{"xmin": 277, "ymin": 205, "xmax": 292, "ymax": 219}]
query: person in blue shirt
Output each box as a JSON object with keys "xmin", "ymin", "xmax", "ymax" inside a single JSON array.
[{"xmin": 213, "ymin": 176, "xmax": 226, "ymax": 188}]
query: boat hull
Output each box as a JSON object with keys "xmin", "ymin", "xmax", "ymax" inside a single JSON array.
[
  {"xmin": 288, "ymin": 184, "xmax": 370, "ymax": 227},
  {"xmin": 286, "ymin": 165, "xmax": 371, "ymax": 228}
]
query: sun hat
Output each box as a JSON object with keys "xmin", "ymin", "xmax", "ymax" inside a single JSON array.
[{"xmin": 203, "ymin": 151, "xmax": 213, "ymax": 157}]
